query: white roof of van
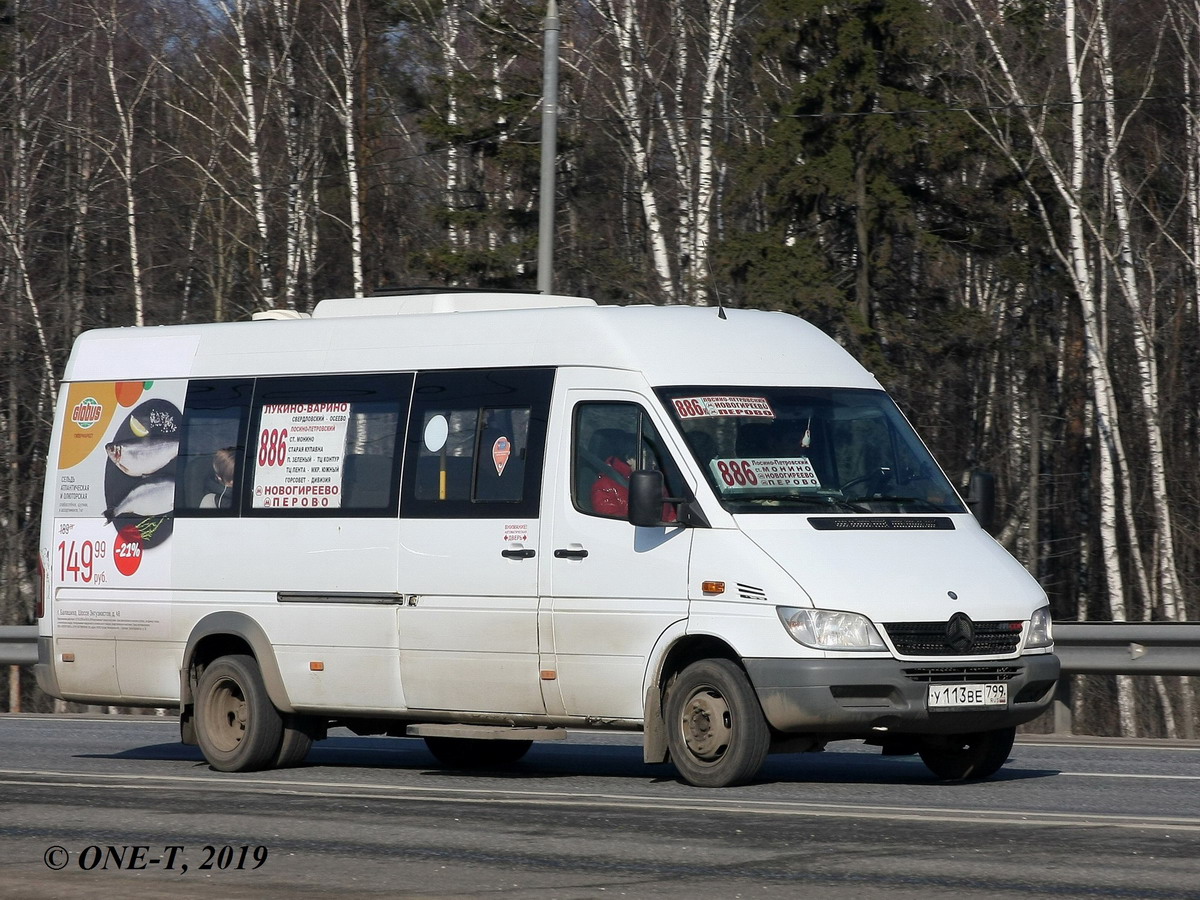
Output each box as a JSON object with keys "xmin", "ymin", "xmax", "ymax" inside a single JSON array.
[{"xmin": 62, "ymin": 295, "xmax": 880, "ymax": 390}]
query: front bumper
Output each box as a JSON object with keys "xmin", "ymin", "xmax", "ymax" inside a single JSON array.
[{"xmin": 745, "ymin": 653, "xmax": 1060, "ymax": 736}]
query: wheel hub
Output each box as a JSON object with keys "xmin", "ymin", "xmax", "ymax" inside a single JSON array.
[
  {"xmin": 681, "ymin": 688, "xmax": 732, "ymax": 760},
  {"xmin": 207, "ymin": 680, "xmax": 248, "ymax": 752}
]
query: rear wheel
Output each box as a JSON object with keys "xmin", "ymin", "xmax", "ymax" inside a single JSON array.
[
  {"xmin": 423, "ymin": 737, "xmax": 533, "ymax": 769},
  {"xmin": 918, "ymin": 726, "xmax": 1015, "ymax": 780},
  {"xmin": 194, "ymin": 654, "xmax": 283, "ymax": 772},
  {"xmin": 664, "ymin": 659, "xmax": 770, "ymax": 788},
  {"xmin": 274, "ymin": 715, "xmax": 316, "ymax": 768}
]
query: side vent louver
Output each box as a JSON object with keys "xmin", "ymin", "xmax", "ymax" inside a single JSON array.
[
  {"xmin": 737, "ymin": 583, "xmax": 767, "ymax": 602},
  {"xmin": 808, "ymin": 517, "xmax": 955, "ymax": 531}
]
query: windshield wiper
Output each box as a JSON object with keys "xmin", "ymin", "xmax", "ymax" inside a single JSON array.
[
  {"xmin": 843, "ymin": 495, "xmax": 949, "ymax": 512},
  {"xmin": 745, "ymin": 495, "xmax": 861, "ymax": 511}
]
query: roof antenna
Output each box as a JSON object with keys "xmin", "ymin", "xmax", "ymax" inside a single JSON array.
[{"xmin": 706, "ymin": 256, "xmax": 728, "ymax": 320}]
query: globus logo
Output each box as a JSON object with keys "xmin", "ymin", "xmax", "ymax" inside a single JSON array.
[{"xmin": 70, "ymin": 398, "xmax": 104, "ymax": 428}]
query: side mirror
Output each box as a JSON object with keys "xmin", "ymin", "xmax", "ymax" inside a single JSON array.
[
  {"xmin": 628, "ymin": 470, "xmax": 665, "ymax": 527},
  {"xmin": 966, "ymin": 470, "xmax": 996, "ymax": 534}
]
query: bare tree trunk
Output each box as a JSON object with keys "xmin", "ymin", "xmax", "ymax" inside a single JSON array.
[
  {"xmin": 438, "ymin": 1, "xmax": 467, "ymax": 253},
  {"xmin": 320, "ymin": 0, "xmax": 365, "ymax": 296},
  {"xmin": 1060, "ymin": 0, "xmax": 1136, "ymax": 732},
  {"xmin": 100, "ymin": 10, "xmax": 148, "ymax": 326},
  {"xmin": 959, "ymin": 0, "xmax": 1150, "ymax": 733},
  {"xmin": 337, "ymin": 0, "xmax": 365, "ymax": 297},
  {"xmin": 685, "ymin": 0, "xmax": 738, "ymax": 304},
  {"xmin": 588, "ymin": 0, "xmax": 740, "ymax": 304},
  {"xmin": 223, "ymin": 0, "xmax": 276, "ymax": 305},
  {"xmin": 591, "ymin": 0, "xmax": 678, "ymax": 301},
  {"xmin": 854, "ymin": 153, "xmax": 873, "ymax": 329},
  {"xmin": 1096, "ymin": 10, "xmax": 1183, "ymax": 628}
]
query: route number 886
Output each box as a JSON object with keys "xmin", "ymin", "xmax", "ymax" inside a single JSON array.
[
  {"xmin": 257, "ymin": 428, "xmax": 287, "ymax": 467},
  {"xmin": 717, "ymin": 460, "xmax": 758, "ymax": 487}
]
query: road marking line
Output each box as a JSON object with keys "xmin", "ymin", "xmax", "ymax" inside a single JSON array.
[
  {"xmin": 3, "ymin": 770, "xmax": 1198, "ymax": 832},
  {"xmin": 1057, "ymin": 771, "xmax": 1200, "ymax": 780}
]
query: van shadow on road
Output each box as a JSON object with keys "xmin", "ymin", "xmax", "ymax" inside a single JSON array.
[{"xmin": 77, "ymin": 734, "xmax": 1060, "ymax": 787}]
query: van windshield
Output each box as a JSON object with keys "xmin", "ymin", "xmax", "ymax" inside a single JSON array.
[{"xmin": 657, "ymin": 387, "xmax": 966, "ymax": 515}]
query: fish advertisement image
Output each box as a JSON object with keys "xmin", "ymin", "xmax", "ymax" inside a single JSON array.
[{"xmin": 53, "ymin": 380, "xmax": 185, "ymax": 587}]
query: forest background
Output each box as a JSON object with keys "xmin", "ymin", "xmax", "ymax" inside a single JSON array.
[{"xmin": 2, "ymin": 0, "xmax": 1198, "ymax": 737}]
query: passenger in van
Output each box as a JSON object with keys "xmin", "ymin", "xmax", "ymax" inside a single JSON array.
[
  {"xmin": 199, "ymin": 447, "xmax": 237, "ymax": 509},
  {"xmin": 591, "ymin": 431, "xmax": 677, "ymax": 522},
  {"xmin": 591, "ymin": 452, "xmax": 635, "ymax": 517}
]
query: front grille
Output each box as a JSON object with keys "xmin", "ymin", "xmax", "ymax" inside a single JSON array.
[
  {"xmin": 884, "ymin": 620, "xmax": 1022, "ymax": 656},
  {"xmin": 903, "ymin": 665, "xmax": 1021, "ymax": 684}
]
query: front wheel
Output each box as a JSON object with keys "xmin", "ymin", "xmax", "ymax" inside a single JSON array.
[
  {"xmin": 918, "ymin": 726, "xmax": 1015, "ymax": 780},
  {"xmin": 664, "ymin": 659, "xmax": 770, "ymax": 788},
  {"xmin": 194, "ymin": 654, "xmax": 284, "ymax": 772}
]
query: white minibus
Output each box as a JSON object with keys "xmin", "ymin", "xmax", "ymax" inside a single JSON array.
[{"xmin": 36, "ymin": 292, "xmax": 1058, "ymax": 787}]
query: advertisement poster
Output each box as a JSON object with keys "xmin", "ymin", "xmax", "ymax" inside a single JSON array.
[{"xmin": 53, "ymin": 380, "xmax": 185, "ymax": 587}]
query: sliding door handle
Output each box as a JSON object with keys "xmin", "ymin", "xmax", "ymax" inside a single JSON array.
[{"xmin": 501, "ymin": 548, "xmax": 536, "ymax": 560}]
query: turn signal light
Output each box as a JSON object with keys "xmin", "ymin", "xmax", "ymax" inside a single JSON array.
[
  {"xmin": 701, "ymin": 581, "xmax": 725, "ymax": 595},
  {"xmin": 309, "ymin": 661, "xmax": 325, "ymax": 671}
]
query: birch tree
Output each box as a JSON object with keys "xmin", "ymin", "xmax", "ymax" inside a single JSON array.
[
  {"xmin": 951, "ymin": 0, "xmax": 1193, "ymax": 734},
  {"xmin": 220, "ymin": 0, "xmax": 277, "ymax": 305},
  {"xmin": 319, "ymin": 0, "xmax": 366, "ymax": 297},
  {"xmin": 93, "ymin": 0, "xmax": 163, "ymax": 326},
  {"xmin": 583, "ymin": 0, "xmax": 741, "ymax": 304},
  {"xmin": 0, "ymin": 0, "xmax": 75, "ymax": 696},
  {"xmin": 0, "ymin": 0, "xmax": 64, "ymax": 394}
]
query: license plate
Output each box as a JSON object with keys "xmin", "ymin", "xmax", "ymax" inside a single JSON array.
[{"xmin": 927, "ymin": 683, "xmax": 1008, "ymax": 709}]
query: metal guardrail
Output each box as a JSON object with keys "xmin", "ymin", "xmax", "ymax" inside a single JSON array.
[
  {"xmin": 0, "ymin": 625, "xmax": 38, "ymax": 667},
  {"xmin": 1054, "ymin": 623, "xmax": 1200, "ymax": 676},
  {"xmin": 3, "ymin": 621, "xmax": 1199, "ymax": 674}
]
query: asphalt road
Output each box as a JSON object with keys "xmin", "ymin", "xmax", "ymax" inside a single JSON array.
[{"xmin": 1, "ymin": 715, "xmax": 1198, "ymax": 899}]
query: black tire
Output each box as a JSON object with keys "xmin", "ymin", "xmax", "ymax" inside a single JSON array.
[
  {"xmin": 194, "ymin": 654, "xmax": 284, "ymax": 772},
  {"xmin": 918, "ymin": 726, "xmax": 1016, "ymax": 780},
  {"xmin": 273, "ymin": 714, "xmax": 316, "ymax": 768},
  {"xmin": 424, "ymin": 736, "xmax": 533, "ymax": 769},
  {"xmin": 664, "ymin": 658, "xmax": 770, "ymax": 788}
]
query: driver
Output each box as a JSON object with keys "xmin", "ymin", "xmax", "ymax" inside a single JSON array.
[{"xmin": 592, "ymin": 432, "xmax": 678, "ymax": 522}]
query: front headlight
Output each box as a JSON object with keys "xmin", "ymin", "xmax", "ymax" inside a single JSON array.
[
  {"xmin": 1025, "ymin": 606, "xmax": 1053, "ymax": 649},
  {"xmin": 777, "ymin": 607, "xmax": 886, "ymax": 651}
]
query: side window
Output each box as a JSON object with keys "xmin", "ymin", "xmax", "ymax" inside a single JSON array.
[
  {"xmin": 401, "ymin": 368, "xmax": 554, "ymax": 519},
  {"xmin": 175, "ymin": 379, "xmax": 253, "ymax": 516},
  {"xmin": 246, "ymin": 373, "xmax": 411, "ymax": 516},
  {"xmin": 573, "ymin": 403, "xmax": 684, "ymax": 519}
]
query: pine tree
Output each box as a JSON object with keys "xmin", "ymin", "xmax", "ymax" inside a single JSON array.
[{"xmin": 725, "ymin": 0, "xmax": 994, "ymax": 380}]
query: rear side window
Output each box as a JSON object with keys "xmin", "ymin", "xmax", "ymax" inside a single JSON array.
[
  {"xmin": 401, "ymin": 368, "xmax": 553, "ymax": 518},
  {"xmin": 176, "ymin": 379, "xmax": 253, "ymax": 516},
  {"xmin": 245, "ymin": 373, "xmax": 412, "ymax": 516}
]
